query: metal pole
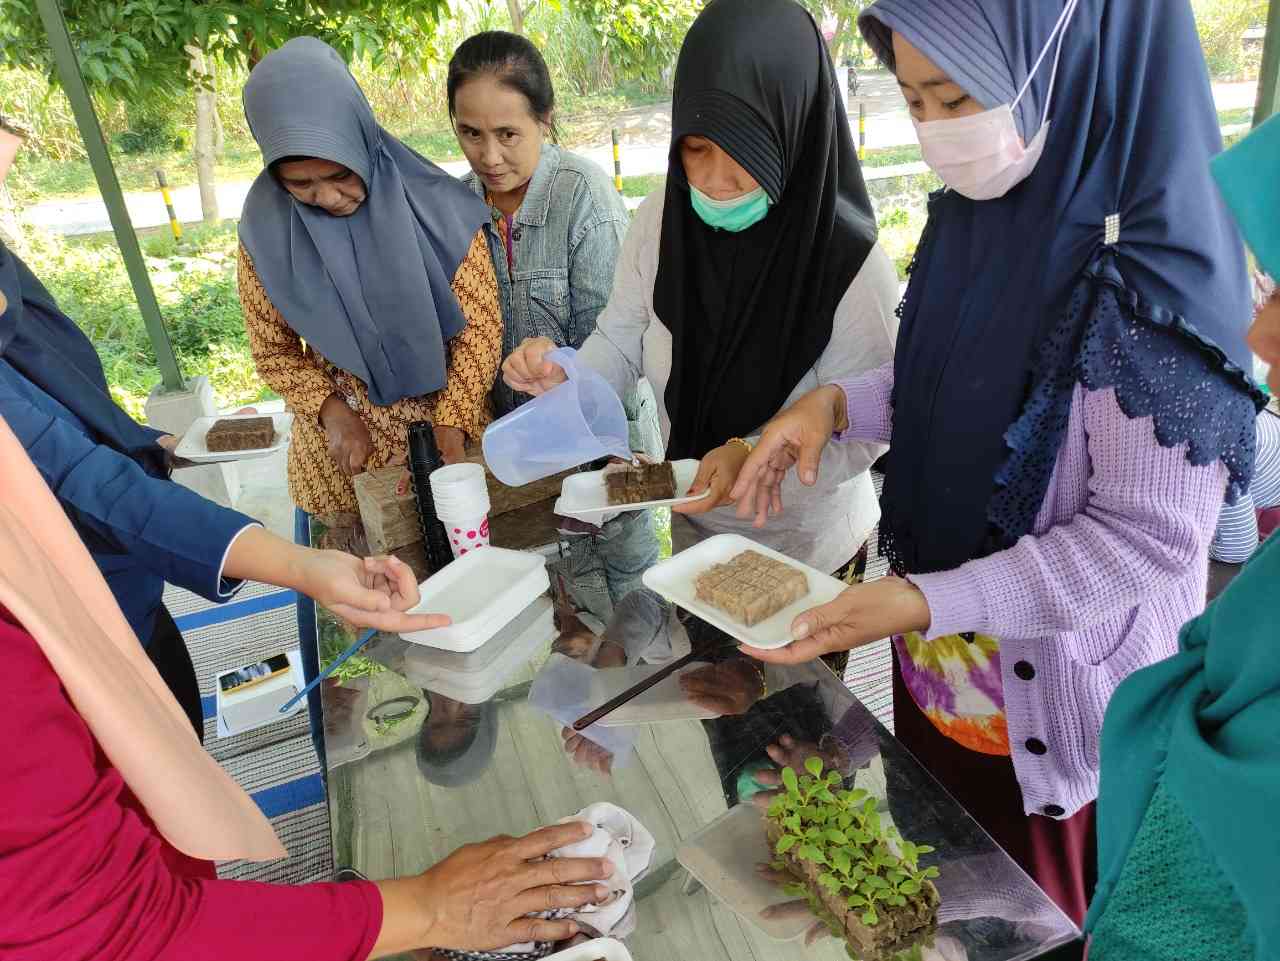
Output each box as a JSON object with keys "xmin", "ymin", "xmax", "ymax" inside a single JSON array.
[
  {"xmin": 858, "ymin": 102, "xmax": 867, "ymax": 161},
  {"xmin": 155, "ymin": 170, "xmax": 183, "ymax": 244},
  {"xmin": 34, "ymin": 0, "xmax": 185, "ymax": 392},
  {"xmin": 611, "ymin": 128, "xmax": 623, "ymax": 193},
  {"xmin": 1254, "ymin": 0, "xmax": 1280, "ymax": 127}
]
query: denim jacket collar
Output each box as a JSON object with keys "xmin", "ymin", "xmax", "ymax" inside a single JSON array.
[{"xmin": 464, "ymin": 142, "xmax": 561, "ymax": 229}]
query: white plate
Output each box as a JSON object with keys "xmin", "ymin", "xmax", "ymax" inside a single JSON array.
[
  {"xmin": 555, "ymin": 459, "xmax": 710, "ymax": 517},
  {"xmin": 173, "ymin": 412, "xmax": 293, "ymax": 464},
  {"xmin": 677, "ymin": 804, "xmax": 809, "ymax": 942},
  {"xmin": 399, "ymin": 547, "xmax": 549, "ymax": 652},
  {"xmin": 545, "ymin": 938, "xmax": 633, "ymax": 961},
  {"xmin": 642, "ymin": 534, "xmax": 847, "ymax": 650},
  {"xmin": 592, "ymin": 663, "xmax": 721, "ymax": 727}
]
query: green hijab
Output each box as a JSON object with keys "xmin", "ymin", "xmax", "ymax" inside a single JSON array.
[{"xmin": 1088, "ymin": 532, "xmax": 1280, "ymax": 954}]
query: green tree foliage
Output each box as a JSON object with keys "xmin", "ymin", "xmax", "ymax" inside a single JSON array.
[
  {"xmin": 0, "ymin": 0, "xmax": 453, "ymax": 103},
  {"xmin": 565, "ymin": 0, "xmax": 703, "ymax": 86},
  {"xmin": 1193, "ymin": 0, "xmax": 1269, "ymax": 80}
]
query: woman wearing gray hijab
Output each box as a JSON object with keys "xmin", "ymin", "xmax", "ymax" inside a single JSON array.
[{"xmin": 238, "ymin": 37, "xmax": 504, "ymax": 519}]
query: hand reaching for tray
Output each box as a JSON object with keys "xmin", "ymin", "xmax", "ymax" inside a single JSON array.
[{"xmin": 729, "ymin": 385, "xmax": 848, "ymax": 527}]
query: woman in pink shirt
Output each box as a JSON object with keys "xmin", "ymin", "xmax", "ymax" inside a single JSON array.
[
  {"xmin": 731, "ymin": 0, "xmax": 1263, "ymax": 927},
  {"xmin": 0, "ymin": 403, "xmax": 608, "ymax": 960}
]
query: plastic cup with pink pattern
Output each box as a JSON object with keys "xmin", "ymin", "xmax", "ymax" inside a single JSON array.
[{"xmin": 429, "ymin": 463, "xmax": 492, "ymax": 559}]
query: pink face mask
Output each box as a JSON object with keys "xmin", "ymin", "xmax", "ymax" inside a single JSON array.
[{"xmin": 913, "ymin": 0, "xmax": 1079, "ymax": 201}]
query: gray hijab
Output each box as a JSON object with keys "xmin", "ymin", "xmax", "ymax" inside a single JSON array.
[{"xmin": 239, "ymin": 37, "xmax": 487, "ymax": 407}]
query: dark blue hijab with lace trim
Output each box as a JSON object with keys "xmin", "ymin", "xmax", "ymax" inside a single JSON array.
[{"xmin": 859, "ymin": 0, "xmax": 1263, "ymax": 576}]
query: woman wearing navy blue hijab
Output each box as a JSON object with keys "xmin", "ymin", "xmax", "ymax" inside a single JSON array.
[
  {"xmin": 731, "ymin": 0, "xmax": 1264, "ymax": 924},
  {"xmin": 0, "ymin": 241, "xmax": 446, "ymax": 739}
]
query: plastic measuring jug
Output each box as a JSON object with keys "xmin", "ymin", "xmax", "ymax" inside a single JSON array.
[{"xmin": 483, "ymin": 347, "xmax": 631, "ymax": 487}]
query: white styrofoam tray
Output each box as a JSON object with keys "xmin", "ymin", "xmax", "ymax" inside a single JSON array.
[
  {"xmin": 402, "ymin": 597, "xmax": 554, "ymax": 704},
  {"xmin": 677, "ymin": 804, "xmax": 809, "ymax": 942},
  {"xmin": 545, "ymin": 937, "xmax": 633, "ymax": 961},
  {"xmin": 173, "ymin": 411, "xmax": 293, "ymax": 464},
  {"xmin": 642, "ymin": 534, "xmax": 847, "ymax": 650},
  {"xmin": 399, "ymin": 547, "xmax": 549, "ymax": 652},
  {"xmin": 555, "ymin": 459, "xmax": 710, "ymax": 518},
  {"xmin": 591, "ymin": 663, "xmax": 721, "ymax": 727}
]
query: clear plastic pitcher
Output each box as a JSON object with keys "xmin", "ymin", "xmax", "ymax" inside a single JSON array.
[{"xmin": 483, "ymin": 348, "xmax": 631, "ymax": 487}]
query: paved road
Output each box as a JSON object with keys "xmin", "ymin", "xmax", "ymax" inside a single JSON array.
[{"xmin": 20, "ymin": 75, "xmax": 1259, "ymax": 237}]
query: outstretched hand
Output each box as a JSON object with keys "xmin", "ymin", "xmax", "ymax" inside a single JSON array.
[
  {"xmin": 729, "ymin": 385, "xmax": 848, "ymax": 528},
  {"xmin": 299, "ymin": 551, "xmax": 449, "ymax": 634}
]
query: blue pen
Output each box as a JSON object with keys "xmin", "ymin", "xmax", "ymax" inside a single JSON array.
[{"xmin": 279, "ymin": 628, "xmax": 377, "ymax": 714}]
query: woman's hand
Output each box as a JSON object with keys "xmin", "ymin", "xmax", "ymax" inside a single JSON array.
[
  {"xmin": 372, "ymin": 822, "xmax": 613, "ymax": 956},
  {"xmin": 320, "ymin": 393, "xmax": 373, "ymax": 476},
  {"xmin": 294, "ymin": 550, "xmax": 448, "ymax": 634},
  {"xmin": 673, "ymin": 443, "xmax": 751, "ymax": 516},
  {"xmin": 678, "ymin": 659, "xmax": 764, "ymax": 715},
  {"xmin": 434, "ymin": 425, "xmax": 467, "ymax": 465},
  {"xmin": 741, "ymin": 577, "xmax": 931, "ymax": 665},
  {"xmin": 502, "ymin": 336, "xmax": 567, "ymax": 396},
  {"xmin": 729, "ymin": 384, "xmax": 848, "ymax": 527}
]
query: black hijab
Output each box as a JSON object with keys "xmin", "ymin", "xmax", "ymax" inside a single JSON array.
[
  {"xmin": 0, "ymin": 241, "xmax": 166, "ymax": 475},
  {"xmin": 657, "ymin": 0, "xmax": 878, "ymax": 460}
]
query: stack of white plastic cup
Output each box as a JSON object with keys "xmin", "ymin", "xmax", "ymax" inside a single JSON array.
[{"xmin": 429, "ymin": 463, "xmax": 492, "ymax": 559}]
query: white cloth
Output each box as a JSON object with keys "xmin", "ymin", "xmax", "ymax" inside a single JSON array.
[
  {"xmin": 503, "ymin": 803, "xmax": 655, "ymax": 953},
  {"xmin": 577, "ymin": 191, "xmax": 901, "ymax": 573}
]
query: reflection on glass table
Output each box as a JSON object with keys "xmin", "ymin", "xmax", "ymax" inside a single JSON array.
[{"xmin": 309, "ymin": 517, "xmax": 1082, "ymax": 961}]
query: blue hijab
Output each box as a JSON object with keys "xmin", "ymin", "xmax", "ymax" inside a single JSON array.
[
  {"xmin": 859, "ymin": 0, "xmax": 1264, "ymax": 575},
  {"xmin": 0, "ymin": 240, "xmax": 165, "ymax": 474},
  {"xmin": 239, "ymin": 38, "xmax": 487, "ymax": 408}
]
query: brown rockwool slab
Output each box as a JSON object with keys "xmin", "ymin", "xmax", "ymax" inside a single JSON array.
[
  {"xmin": 692, "ymin": 550, "xmax": 810, "ymax": 627},
  {"xmin": 605, "ymin": 461, "xmax": 678, "ymax": 506},
  {"xmin": 205, "ymin": 416, "xmax": 275, "ymax": 452}
]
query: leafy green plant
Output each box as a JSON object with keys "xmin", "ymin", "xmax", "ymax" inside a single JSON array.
[{"xmin": 767, "ymin": 757, "xmax": 939, "ymax": 930}]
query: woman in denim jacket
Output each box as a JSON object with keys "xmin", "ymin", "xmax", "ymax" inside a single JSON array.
[{"xmin": 449, "ymin": 32, "xmax": 661, "ymax": 638}]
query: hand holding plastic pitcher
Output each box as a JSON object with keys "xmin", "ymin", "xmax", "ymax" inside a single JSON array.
[
  {"xmin": 503, "ymin": 336, "xmax": 569, "ymax": 396},
  {"xmin": 484, "ymin": 346, "xmax": 632, "ymax": 487}
]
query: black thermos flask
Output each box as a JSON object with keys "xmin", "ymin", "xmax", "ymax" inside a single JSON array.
[{"xmin": 406, "ymin": 422, "xmax": 454, "ymax": 573}]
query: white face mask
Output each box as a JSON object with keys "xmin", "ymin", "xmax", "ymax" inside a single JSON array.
[{"xmin": 913, "ymin": 0, "xmax": 1080, "ymax": 201}]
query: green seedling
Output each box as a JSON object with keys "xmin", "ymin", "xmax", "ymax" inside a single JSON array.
[{"xmin": 766, "ymin": 757, "xmax": 939, "ymax": 930}]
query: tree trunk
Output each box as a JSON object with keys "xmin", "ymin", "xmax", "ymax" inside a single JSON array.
[
  {"xmin": 188, "ymin": 45, "xmax": 220, "ymax": 223},
  {"xmin": 505, "ymin": 0, "xmax": 524, "ymax": 33},
  {"xmin": 212, "ymin": 94, "xmax": 226, "ymax": 158}
]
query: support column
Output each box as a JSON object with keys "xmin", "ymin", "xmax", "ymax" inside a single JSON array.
[
  {"xmin": 1254, "ymin": 0, "xmax": 1280, "ymax": 127},
  {"xmin": 33, "ymin": 0, "xmax": 184, "ymax": 392}
]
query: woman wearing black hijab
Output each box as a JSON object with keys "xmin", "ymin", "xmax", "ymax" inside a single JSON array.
[{"xmin": 504, "ymin": 0, "xmax": 899, "ymax": 579}]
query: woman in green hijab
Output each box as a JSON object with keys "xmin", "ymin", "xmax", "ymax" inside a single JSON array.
[{"xmin": 1085, "ymin": 115, "xmax": 1280, "ymax": 960}]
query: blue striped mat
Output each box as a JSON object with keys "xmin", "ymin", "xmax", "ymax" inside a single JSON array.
[{"xmin": 164, "ymin": 581, "xmax": 333, "ymax": 883}]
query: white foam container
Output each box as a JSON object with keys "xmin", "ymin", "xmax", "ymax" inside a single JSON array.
[
  {"xmin": 555, "ymin": 459, "xmax": 710, "ymax": 518},
  {"xmin": 173, "ymin": 411, "xmax": 293, "ymax": 463},
  {"xmin": 677, "ymin": 804, "xmax": 809, "ymax": 942},
  {"xmin": 402, "ymin": 596, "xmax": 554, "ymax": 703},
  {"xmin": 399, "ymin": 547, "xmax": 549, "ymax": 652},
  {"xmin": 545, "ymin": 938, "xmax": 634, "ymax": 961},
  {"xmin": 642, "ymin": 534, "xmax": 848, "ymax": 650}
]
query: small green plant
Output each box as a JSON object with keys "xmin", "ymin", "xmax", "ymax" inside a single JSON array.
[{"xmin": 767, "ymin": 757, "xmax": 939, "ymax": 932}]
